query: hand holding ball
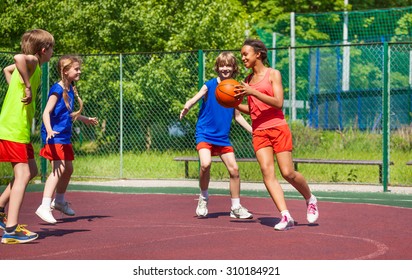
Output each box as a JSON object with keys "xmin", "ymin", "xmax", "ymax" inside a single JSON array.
[{"xmin": 215, "ymin": 79, "xmax": 243, "ymax": 108}]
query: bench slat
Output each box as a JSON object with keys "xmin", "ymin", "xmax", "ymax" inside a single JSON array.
[
  {"xmin": 174, "ymin": 156, "xmax": 394, "ymax": 183},
  {"xmin": 174, "ymin": 157, "xmax": 393, "ymax": 165}
]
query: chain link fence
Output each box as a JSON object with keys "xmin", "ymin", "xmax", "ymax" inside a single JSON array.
[{"xmin": 1, "ymin": 43, "xmax": 411, "ymax": 185}]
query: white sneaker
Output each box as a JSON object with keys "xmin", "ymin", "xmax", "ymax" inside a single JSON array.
[
  {"xmin": 307, "ymin": 201, "xmax": 319, "ymax": 224},
  {"xmin": 230, "ymin": 205, "xmax": 253, "ymax": 219},
  {"xmin": 196, "ymin": 196, "xmax": 208, "ymax": 217},
  {"xmin": 274, "ymin": 215, "xmax": 294, "ymax": 231},
  {"xmin": 52, "ymin": 200, "xmax": 75, "ymax": 216},
  {"xmin": 35, "ymin": 205, "xmax": 57, "ymax": 224}
]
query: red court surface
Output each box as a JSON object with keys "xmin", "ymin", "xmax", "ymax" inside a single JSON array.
[{"xmin": 1, "ymin": 191, "xmax": 412, "ymax": 260}]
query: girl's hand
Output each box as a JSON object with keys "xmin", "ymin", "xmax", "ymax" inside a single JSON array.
[
  {"xmin": 46, "ymin": 130, "xmax": 59, "ymax": 142},
  {"xmin": 85, "ymin": 117, "xmax": 99, "ymax": 125},
  {"xmin": 234, "ymin": 82, "xmax": 254, "ymax": 99}
]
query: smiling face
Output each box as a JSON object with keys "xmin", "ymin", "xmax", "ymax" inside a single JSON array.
[
  {"xmin": 218, "ymin": 65, "xmax": 234, "ymax": 80},
  {"xmin": 65, "ymin": 61, "xmax": 81, "ymax": 83},
  {"xmin": 241, "ymin": 45, "xmax": 258, "ymax": 69},
  {"xmin": 214, "ymin": 52, "xmax": 239, "ymax": 81}
]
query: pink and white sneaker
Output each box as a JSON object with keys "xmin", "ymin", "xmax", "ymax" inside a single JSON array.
[
  {"xmin": 274, "ymin": 215, "xmax": 294, "ymax": 231},
  {"xmin": 307, "ymin": 201, "xmax": 319, "ymax": 224}
]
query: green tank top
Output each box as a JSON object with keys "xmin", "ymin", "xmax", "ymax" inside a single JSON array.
[{"xmin": 0, "ymin": 64, "xmax": 41, "ymax": 143}]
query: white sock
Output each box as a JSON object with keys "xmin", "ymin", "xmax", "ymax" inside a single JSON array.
[
  {"xmin": 55, "ymin": 193, "xmax": 65, "ymax": 204},
  {"xmin": 201, "ymin": 190, "xmax": 209, "ymax": 200},
  {"xmin": 306, "ymin": 194, "xmax": 317, "ymax": 205},
  {"xmin": 280, "ymin": 210, "xmax": 291, "ymax": 218},
  {"xmin": 231, "ymin": 198, "xmax": 240, "ymax": 209},
  {"xmin": 41, "ymin": 197, "xmax": 52, "ymax": 207}
]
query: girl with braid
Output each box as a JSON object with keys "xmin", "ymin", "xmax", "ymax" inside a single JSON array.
[{"xmin": 35, "ymin": 55, "xmax": 98, "ymax": 224}]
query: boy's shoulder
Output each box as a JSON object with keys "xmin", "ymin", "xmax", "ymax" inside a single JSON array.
[{"xmin": 205, "ymin": 77, "xmax": 218, "ymax": 87}]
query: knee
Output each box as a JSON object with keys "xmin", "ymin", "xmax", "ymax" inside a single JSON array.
[
  {"xmin": 281, "ymin": 169, "xmax": 296, "ymax": 181},
  {"xmin": 16, "ymin": 171, "xmax": 31, "ymax": 183},
  {"xmin": 259, "ymin": 163, "xmax": 272, "ymax": 177},
  {"xmin": 58, "ymin": 163, "xmax": 73, "ymax": 176},
  {"xmin": 228, "ymin": 166, "xmax": 239, "ymax": 179},
  {"xmin": 200, "ymin": 162, "xmax": 211, "ymax": 173}
]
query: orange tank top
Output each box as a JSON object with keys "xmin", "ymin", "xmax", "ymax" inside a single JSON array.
[{"xmin": 246, "ymin": 68, "xmax": 287, "ymax": 131}]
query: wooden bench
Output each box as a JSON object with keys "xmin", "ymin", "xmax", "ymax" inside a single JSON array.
[
  {"xmin": 407, "ymin": 161, "xmax": 412, "ymax": 165},
  {"xmin": 173, "ymin": 156, "xmax": 394, "ymax": 183}
]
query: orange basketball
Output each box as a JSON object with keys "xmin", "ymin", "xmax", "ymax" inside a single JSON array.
[{"xmin": 215, "ymin": 79, "xmax": 243, "ymax": 108}]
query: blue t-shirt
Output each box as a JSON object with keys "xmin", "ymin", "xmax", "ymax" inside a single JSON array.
[
  {"xmin": 195, "ymin": 78, "xmax": 234, "ymax": 146},
  {"xmin": 41, "ymin": 83, "xmax": 74, "ymax": 144}
]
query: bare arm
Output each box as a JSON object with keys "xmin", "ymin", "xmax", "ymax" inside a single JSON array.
[
  {"xmin": 236, "ymin": 69, "xmax": 284, "ymax": 110},
  {"xmin": 179, "ymin": 84, "xmax": 208, "ymax": 120},
  {"xmin": 234, "ymin": 109, "xmax": 252, "ymax": 133},
  {"xmin": 14, "ymin": 54, "xmax": 39, "ymax": 105},
  {"xmin": 3, "ymin": 64, "xmax": 16, "ymax": 84},
  {"xmin": 76, "ymin": 115, "xmax": 99, "ymax": 125},
  {"xmin": 42, "ymin": 93, "xmax": 59, "ymax": 143},
  {"xmin": 235, "ymin": 103, "xmax": 250, "ymax": 115}
]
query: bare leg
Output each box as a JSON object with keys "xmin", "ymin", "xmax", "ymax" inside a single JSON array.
[
  {"xmin": 220, "ymin": 152, "xmax": 240, "ymax": 198},
  {"xmin": 256, "ymin": 147, "xmax": 288, "ymax": 212},
  {"xmin": 0, "ymin": 159, "xmax": 37, "ymax": 210},
  {"xmin": 276, "ymin": 151, "xmax": 311, "ymax": 200},
  {"xmin": 55, "ymin": 160, "xmax": 73, "ymax": 197},
  {"xmin": 198, "ymin": 148, "xmax": 212, "ymax": 192},
  {"xmin": 43, "ymin": 160, "xmax": 73, "ymax": 199},
  {"xmin": 6, "ymin": 162, "xmax": 31, "ymax": 227}
]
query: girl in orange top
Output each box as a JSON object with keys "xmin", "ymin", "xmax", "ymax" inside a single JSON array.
[{"xmin": 236, "ymin": 39, "xmax": 319, "ymax": 231}]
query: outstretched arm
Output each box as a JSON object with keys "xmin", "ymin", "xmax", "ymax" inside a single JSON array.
[
  {"xmin": 179, "ymin": 84, "xmax": 208, "ymax": 120},
  {"xmin": 77, "ymin": 115, "xmax": 99, "ymax": 125}
]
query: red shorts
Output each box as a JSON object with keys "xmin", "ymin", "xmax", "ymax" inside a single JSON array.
[
  {"xmin": 252, "ymin": 125, "xmax": 293, "ymax": 153},
  {"xmin": 196, "ymin": 142, "xmax": 234, "ymax": 156},
  {"xmin": 40, "ymin": 144, "xmax": 75, "ymax": 161},
  {"xmin": 0, "ymin": 140, "xmax": 34, "ymax": 163}
]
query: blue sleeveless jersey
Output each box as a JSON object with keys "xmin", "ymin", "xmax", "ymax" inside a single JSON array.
[
  {"xmin": 41, "ymin": 83, "xmax": 74, "ymax": 144},
  {"xmin": 195, "ymin": 78, "xmax": 234, "ymax": 146}
]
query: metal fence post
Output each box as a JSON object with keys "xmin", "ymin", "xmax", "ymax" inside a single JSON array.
[
  {"xmin": 198, "ymin": 50, "xmax": 204, "ymax": 90},
  {"xmin": 382, "ymin": 42, "xmax": 390, "ymax": 191},
  {"xmin": 119, "ymin": 54, "xmax": 123, "ymax": 178}
]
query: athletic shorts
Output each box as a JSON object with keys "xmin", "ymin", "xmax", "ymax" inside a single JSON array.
[
  {"xmin": 0, "ymin": 140, "xmax": 34, "ymax": 163},
  {"xmin": 196, "ymin": 142, "xmax": 234, "ymax": 156},
  {"xmin": 40, "ymin": 144, "xmax": 75, "ymax": 161},
  {"xmin": 252, "ymin": 125, "xmax": 293, "ymax": 153}
]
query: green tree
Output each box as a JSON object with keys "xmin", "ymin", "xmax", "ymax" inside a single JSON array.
[{"xmin": 0, "ymin": 0, "xmax": 248, "ymax": 53}]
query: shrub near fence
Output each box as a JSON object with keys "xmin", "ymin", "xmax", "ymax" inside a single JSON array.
[{"xmin": 0, "ymin": 43, "xmax": 411, "ymax": 186}]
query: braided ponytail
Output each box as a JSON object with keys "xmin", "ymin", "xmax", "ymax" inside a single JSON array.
[
  {"xmin": 70, "ymin": 82, "xmax": 84, "ymax": 120},
  {"xmin": 57, "ymin": 55, "xmax": 83, "ymax": 119}
]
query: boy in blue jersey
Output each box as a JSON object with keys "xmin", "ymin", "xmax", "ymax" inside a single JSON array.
[{"xmin": 180, "ymin": 52, "xmax": 253, "ymax": 219}]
